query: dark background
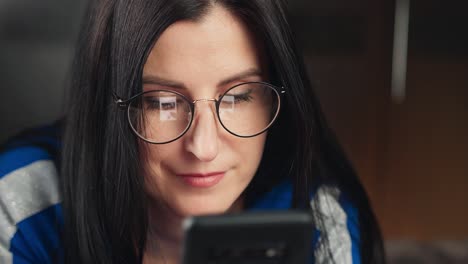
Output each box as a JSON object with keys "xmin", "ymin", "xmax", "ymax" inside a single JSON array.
[
  {"xmin": 1, "ymin": 0, "xmax": 467, "ymax": 262},
  {"xmin": 0, "ymin": 0, "xmax": 86, "ymax": 142}
]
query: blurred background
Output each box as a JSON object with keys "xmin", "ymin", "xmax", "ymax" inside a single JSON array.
[
  {"xmin": 1, "ymin": 0, "xmax": 467, "ymax": 263},
  {"xmin": 0, "ymin": 0, "xmax": 86, "ymax": 142}
]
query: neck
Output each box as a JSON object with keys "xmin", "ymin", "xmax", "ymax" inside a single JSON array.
[
  {"xmin": 143, "ymin": 195, "xmax": 245, "ymax": 264},
  {"xmin": 144, "ymin": 200, "xmax": 184, "ymax": 264}
]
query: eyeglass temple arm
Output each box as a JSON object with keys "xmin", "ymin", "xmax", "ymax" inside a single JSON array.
[
  {"xmin": 112, "ymin": 92, "xmax": 128, "ymax": 109},
  {"xmin": 280, "ymin": 86, "xmax": 286, "ymax": 94}
]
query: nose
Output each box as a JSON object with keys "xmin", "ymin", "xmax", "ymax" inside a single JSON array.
[{"xmin": 184, "ymin": 101, "xmax": 219, "ymax": 161}]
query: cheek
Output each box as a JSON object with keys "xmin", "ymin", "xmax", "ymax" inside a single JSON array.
[
  {"xmin": 234, "ymin": 133, "xmax": 267, "ymax": 172},
  {"xmin": 139, "ymin": 143, "xmax": 173, "ymax": 191},
  {"xmin": 140, "ymin": 141, "xmax": 179, "ymax": 169}
]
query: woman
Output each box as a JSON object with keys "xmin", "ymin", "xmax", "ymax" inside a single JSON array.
[{"xmin": 0, "ymin": 0, "xmax": 385, "ymax": 263}]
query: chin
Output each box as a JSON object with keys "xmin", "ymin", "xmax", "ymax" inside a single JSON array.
[
  {"xmin": 185, "ymin": 209, "xmax": 225, "ymax": 217},
  {"xmin": 174, "ymin": 198, "xmax": 235, "ymax": 217},
  {"xmin": 180, "ymin": 205, "xmax": 230, "ymax": 217}
]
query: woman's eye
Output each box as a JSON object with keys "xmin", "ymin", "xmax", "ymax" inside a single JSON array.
[
  {"xmin": 224, "ymin": 89, "xmax": 253, "ymax": 103},
  {"xmin": 161, "ymin": 101, "xmax": 176, "ymax": 110},
  {"xmin": 144, "ymin": 96, "xmax": 183, "ymax": 111},
  {"xmin": 144, "ymin": 97, "xmax": 161, "ymax": 109}
]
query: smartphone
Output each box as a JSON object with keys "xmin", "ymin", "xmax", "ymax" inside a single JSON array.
[{"xmin": 181, "ymin": 210, "xmax": 314, "ymax": 264}]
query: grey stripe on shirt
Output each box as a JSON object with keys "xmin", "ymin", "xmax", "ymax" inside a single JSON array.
[
  {"xmin": 0, "ymin": 160, "xmax": 60, "ymax": 263},
  {"xmin": 311, "ymin": 186, "xmax": 353, "ymax": 264}
]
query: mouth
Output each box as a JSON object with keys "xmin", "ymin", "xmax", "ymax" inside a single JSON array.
[{"xmin": 176, "ymin": 171, "xmax": 225, "ymax": 188}]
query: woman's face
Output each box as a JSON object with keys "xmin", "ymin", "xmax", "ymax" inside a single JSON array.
[{"xmin": 141, "ymin": 5, "xmax": 267, "ymax": 217}]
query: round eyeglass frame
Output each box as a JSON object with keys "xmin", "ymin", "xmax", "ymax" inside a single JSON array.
[{"xmin": 113, "ymin": 81, "xmax": 286, "ymax": 144}]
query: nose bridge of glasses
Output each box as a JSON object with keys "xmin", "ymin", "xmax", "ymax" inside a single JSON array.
[
  {"xmin": 192, "ymin": 98, "xmax": 217, "ymax": 104},
  {"xmin": 191, "ymin": 97, "xmax": 218, "ymax": 121},
  {"xmin": 192, "ymin": 98, "xmax": 218, "ymax": 115}
]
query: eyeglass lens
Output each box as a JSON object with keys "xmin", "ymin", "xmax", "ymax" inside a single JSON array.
[{"xmin": 127, "ymin": 83, "xmax": 280, "ymax": 143}]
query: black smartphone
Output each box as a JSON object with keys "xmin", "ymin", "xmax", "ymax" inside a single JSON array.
[{"xmin": 181, "ymin": 210, "xmax": 314, "ymax": 264}]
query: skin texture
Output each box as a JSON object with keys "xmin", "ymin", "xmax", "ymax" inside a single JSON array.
[{"xmin": 141, "ymin": 4, "xmax": 268, "ymax": 263}]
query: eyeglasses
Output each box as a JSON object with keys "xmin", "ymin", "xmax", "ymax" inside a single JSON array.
[{"xmin": 114, "ymin": 81, "xmax": 285, "ymax": 144}]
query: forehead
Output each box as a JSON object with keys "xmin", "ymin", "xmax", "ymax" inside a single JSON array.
[{"xmin": 142, "ymin": 5, "xmax": 265, "ymax": 91}]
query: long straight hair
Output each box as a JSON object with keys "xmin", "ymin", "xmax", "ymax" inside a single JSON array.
[{"xmin": 61, "ymin": 0, "xmax": 385, "ymax": 263}]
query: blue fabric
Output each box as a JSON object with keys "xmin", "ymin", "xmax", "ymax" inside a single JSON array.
[
  {"xmin": 247, "ymin": 179, "xmax": 293, "ymax": 210},
  {"xmin": 4, "ymin": 136, "xmax": 60, "ymax": 152},
  {"xmin": 0, "ymin": 147, "xmax": 52, "ymax": 179},
  {"xmin": 340, "ymin": 192, "xmax": 362, "ymax": 264},
  {"xmin": 10, "ymin": 205, "xmax": 63, "ymax": 264},
  {"xmin": 0, "ymin": 123, "xmax": 60, "ymax": 179}
]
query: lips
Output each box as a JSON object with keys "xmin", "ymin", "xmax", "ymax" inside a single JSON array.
[{"xmin": 177, "ymin": 171, "xmax": 225, "ymax": 188}]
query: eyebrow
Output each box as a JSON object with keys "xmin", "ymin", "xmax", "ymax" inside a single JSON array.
[{"xmin": 142, "ymin": 68, "xmax": 262, "ymax": 89}]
